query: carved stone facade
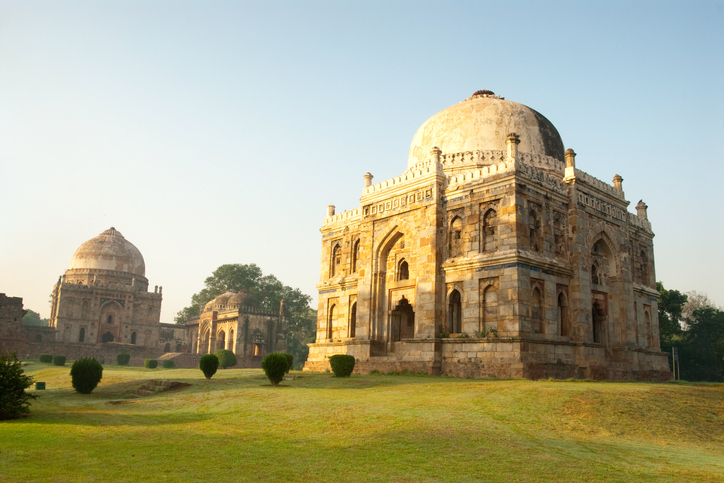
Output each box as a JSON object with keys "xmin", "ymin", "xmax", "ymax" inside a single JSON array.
[
  {"xmin": 305, "ymin": 91, "xmax": 670, "ymax": 381},
  {"xmin": 186, "ymin": 291, "xmax": 286, "ymax": 368}
]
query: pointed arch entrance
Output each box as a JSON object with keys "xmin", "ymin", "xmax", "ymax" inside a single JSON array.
[{"xmin": 390, "ymin": 297, "xmax": 415, "ymax": 342}]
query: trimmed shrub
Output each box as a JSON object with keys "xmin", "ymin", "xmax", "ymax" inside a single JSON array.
[
  {"xmin": 0, "ymin": 350, "xmax": 37, "ymax": 420},
  {"xmin": 329, "ymin": 354, "xmax": 355, "ymax": 377},
  {"xmin": 199, "ymin": 354, "xmax": 219, "ymax": 379},
  {"xmin": 162, "ymin": 360, "xmax": 175, "ymax": 369},
  {"xmin": 116, "ymin": 351, "xmax": 131, "ymax": 366},
  {"xmin": 144, "ymin": 359, "xmax": 158, "ymax": 369},
  {"xmin": 261, "ymin": 353, "xmax": 288, "ymax": 386},
  {"xmin": 52, "ymin": 355, "xmax": 66, "ymax": 366},
  {"xmin": 39, "ymin": 354, "xmax": 53, "ymax": 363},
  {"xmin": 70, "ymin": 358, "xmax": 103, "ymax": 394},
  {"xmin": 214, "ymin": 349, "xmax": 238, "ymax": 369},
  {"xmin": 283, "ymin": 353, "xmax": 294, "ymax": 373}
]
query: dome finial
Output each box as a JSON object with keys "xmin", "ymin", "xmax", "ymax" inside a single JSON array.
[
  {"xmin": 472, "ymin": 89, "xmax": 495, "ymax": 98},
  {"xmin": 101, "ymin": 227, "xmax": 123, "ymax": 237}
]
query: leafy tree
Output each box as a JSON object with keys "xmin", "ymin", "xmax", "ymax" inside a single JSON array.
[
  {"xmin": 176, "ymin": 264, "xmax": 317, "ymax": 367},
  {"xmin": 659, "ymin": 282, "xmax": 724, "ymax": 382},
  {"xmin": 657, "ymin": 281, "xmax": 687, "ymax": 351},
  {"xmin": 21, "ymin": 310, "xmax": 48, "ymax": 327},
  {"xmin": 0, "ymin": 350, "xmax": 37, "ymax": 420},
  {"xmin": 683, "ymin": 291, "xmax": 719, "ymax": 322},
  {"xmin": 678, "ymin": 307, "xmax": 724, "ymax": 382}
]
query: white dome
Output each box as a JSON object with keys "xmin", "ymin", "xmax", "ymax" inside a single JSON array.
[
  {"xmin": 408, "ymin": 91, "xmax": 564, "ymax": 168},
  {"xmin": 69, "ymin": 227, "xmax": 145, "ymax": 276}
]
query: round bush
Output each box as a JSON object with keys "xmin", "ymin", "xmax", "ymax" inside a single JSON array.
[
  {"xmin": 261, "ymin": 353, "xmax": 288, "ymax": 386},
  {"xmin": 162, "ymin": 360, "xmax": 175, "ymax": 369},
  {"xmin": 116, "ymin": 351, "xmax": 131, "ymax": 366},
  {"xmin": 39, "ymin": 354, "xmax": 53, "ymax": 363},
  {"xmin": 329, "ymin": 354, "xmax": 355, "ymax": 377},
  {"xmin": 283, "ymin": 353, "xmax": 294, "ymax": 373},
  {"xmin": 70, "ymin": 358, "xmax": 103, "ymax": 394},
  {"xmin": 214, "ymin": 349, "xmax": 238, "ymax": 369},
  {"xmin": 199, "ymin": 354, "xmax": 219, "ymax": 379},
  {"xmin": 144, "ymin": 359, "xmax": 158, "ymax": 369},
  {"xmin": 52, "ymin": 355, "xmax": 66, "ymax": 366}
]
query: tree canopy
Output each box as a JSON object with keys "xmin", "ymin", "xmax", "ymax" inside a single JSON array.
[
  {"xmin": 658, "ymin": 282, "xmax": 724, "ymax": 382},
  {"xmin": 21, "ymin": 310, "xmax": 48, "ymax": 327},
  {"xmin": 176, "ymin": 263, "xmax": 317, "ymax": 368}
]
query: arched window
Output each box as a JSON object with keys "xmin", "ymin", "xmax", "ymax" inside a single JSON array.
[
  {"xmin": 229, "ymin": 329, "xmax": 235, "ymax": 351},
  {"xmin": 349, "ymin": 302, "xmax": 357, "ymax": 338},
  {"xmin": 217, "ymin": 330, "xmax": 226, "ymax": 351},
  {"xmin": 529, "ymin": 209, "xmax": 542, "ymax": 252},
  {"xmin": 639, "ymin": 250, "xmax": 649, "ymax": 285},
  {"xmin": 483, "ymin": 209, "xmax": 498, "ymax": 252},
  {"xmin": 327, "ymin": 305, "xmax": 336, "ymax": 340},
  {"xmin": 449, "ymin": 217, "xmax": 463, "ymax": 258},
  {"xmin": 558, "ymin": 292, "xmax": 570, "ymax": 337},
  {"xmin": 63, "ymin": 325, "xmax": 71, "ymax": 342},
  {"xmin": 591, "ymin": 238, "xmax": 616, "ymax": 286},
  {"xmin": 553, "ymin": 215, "xmax": 564, "ymax": 255},
  {"xmin": 391, "ymin": 297, "xmax": 415, "ymax": 341},
  {"xmin": 531, "ymin": 286, "xmax": 543, "ymax": 333},
  {"xmin": 164, "ymin": 342, "xmax": 171, "ymax": 353},
  {"xmin": 107, "ymin": 315, "xmax": 113, "ymax": 325},
  {"xmin": 482, "ymin": 285, "xmax": 498, "ymax": 333},
  {"xmin": 591, "ymin": 264, "xmax": 600, "ymax": 285},
  {"xmin": 131, "ymin": 331, "xmax": 137, "ymax": 344},
  {"xmin": 201, "ymin": 328, "xmax": 211, "ymax": 354},
  {"xmin": 352, "ymin": 239, "xmax": 360, "ymax": 273},
  {"xmin": 448, "ymin": 290, "xmax": 462, "ymax": 333},
  {"xmin": 78, "ymin": 327, "xmax": 85, "ymax": 343},
  {"xmin": 331, "ymin": 243, "xmax": 341, "ymax": 277},
  {"xmin": 592, "ymin": 300, "xmax": 604, "ymax": 344},
  {"xmin": 398, "ymin": 259, "xmax": 409, "ymax": 281}
]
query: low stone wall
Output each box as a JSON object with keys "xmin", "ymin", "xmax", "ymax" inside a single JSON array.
[
  {"xmin": 157, "ymin": 352, "xmax": 202, "ymax": 369},
  {"xmin": 304, "ymin": 337, "xmax": 672, "ymax": 381},
  {"xmin": 11, "ymin": 340, "xmax": 168, "ymax": 366}
]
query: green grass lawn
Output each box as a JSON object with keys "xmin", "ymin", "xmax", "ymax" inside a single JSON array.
[{"xmin": 2, "ymin": 362, "xmax": 723, "ymax": 482}]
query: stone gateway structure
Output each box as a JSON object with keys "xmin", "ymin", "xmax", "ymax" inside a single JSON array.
[{"xmin": 304, "ymin": 90, "xmax": 670, "ymax": 381}]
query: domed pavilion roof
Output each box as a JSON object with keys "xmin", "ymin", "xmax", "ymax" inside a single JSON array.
[
  {"xmin": 228, "ymin": 290, "xmax": 259, "ymax": 308},
  {"xmin": 69, "ymin": 227, "xmax": 145, "ymax": 276},
  {"xmin": 202, "ymin": 290, "xmax": 259, "ymax": 313},
  {"xmin": 407, "ymin": 90, "xmax": 564, "ymax": 168}
]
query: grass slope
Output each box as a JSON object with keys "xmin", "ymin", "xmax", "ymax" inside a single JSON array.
[{"xmin": 1, "ymin": 362, "xmax": 723, "ymax": 482}]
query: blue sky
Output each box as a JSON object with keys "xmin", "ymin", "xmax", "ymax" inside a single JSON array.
[{"xmin": 1, "ymin": 1, "xmax": 722, "ymax": 320}]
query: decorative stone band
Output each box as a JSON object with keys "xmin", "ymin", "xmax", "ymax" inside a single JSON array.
[
  {"xmin": 362, "ymin": 158, "xmax": 444, "ymax": 195},
  {"xmin": 440, "ymin": 150, "xmax": 564, "ymax": 176},
  {"xmin": 445, "ymin": 157, "xmax": 568, "ymax": 197},
  {"xmin": 628, "ymin": 212, "xmax": 653, "ymax": 232},
  {"xmin": 201, "ymin": 305, "xmax": 276, "ymax": 316},
  {"xmin": 572, "ymin": 168, "xmax": 626, "ymax": 201},
  {"xmin": 322, "ymin": 207, "xmax": 363, "ymax": 226}
]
